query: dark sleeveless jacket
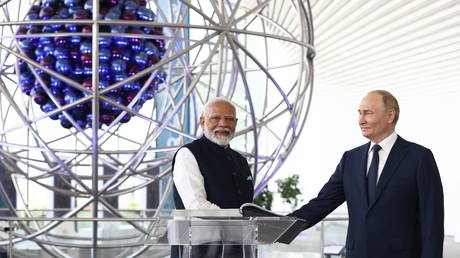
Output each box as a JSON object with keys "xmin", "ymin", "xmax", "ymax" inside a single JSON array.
[{"xmin": 172, "ymin": 136, "xmax": 254, "ymax": 209}]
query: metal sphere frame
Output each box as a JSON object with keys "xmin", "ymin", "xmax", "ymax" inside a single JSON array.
[{"xmin": 0, "ymin": 0, "xmax": 314, "ymax": 257}]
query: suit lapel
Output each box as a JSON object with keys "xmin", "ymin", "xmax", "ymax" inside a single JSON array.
[
  {"xmin": 368, "ymin": 136, "xmax": 409, "ymax": 209},
  {"xmin": 357, "ymin": 143, "xmax": 370, "ymax": 206}
]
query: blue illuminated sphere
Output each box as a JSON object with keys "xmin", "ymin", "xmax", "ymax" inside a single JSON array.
[{"xmin": 17, "ymin": 0, "xmax": 166, "ymax": 129}]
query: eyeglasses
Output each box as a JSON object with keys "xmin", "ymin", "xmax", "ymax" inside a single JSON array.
[{"xmin": 208, "ymin": 115, "xmax": 237, "ymax": 123}]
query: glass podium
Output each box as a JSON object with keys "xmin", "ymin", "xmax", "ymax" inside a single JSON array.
[{"xmin": 145, "ymin": 209, "xmax": 298, "ymax": 258}]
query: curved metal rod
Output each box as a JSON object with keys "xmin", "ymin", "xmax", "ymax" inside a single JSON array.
[
  {"xmin": 257, "ymin": 58, "xmax": 314, "ymax": 192},
  {"xmin": 254, "ymin": 0, "xmax": 315, "ymax": 191},
  {"xmin": 0, "ymin": 80, "xmax": 93, "ymax": 194},
  {"xmin": 1, "ymin": 19, "xmax": 314, "ymax": 49},
  {"xmin": 226, "ymin": 37, "xmax": 259, "ymax": 183}
]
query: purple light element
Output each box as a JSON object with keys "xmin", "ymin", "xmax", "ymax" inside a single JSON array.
[{"xmin": 39, "ymin": 7, "xmax": 55, "ymax": 19}]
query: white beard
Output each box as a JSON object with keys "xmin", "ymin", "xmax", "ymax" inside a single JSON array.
[{"xmin": 204, "ymin": 127, "xmax": 234, "ymax": 146}]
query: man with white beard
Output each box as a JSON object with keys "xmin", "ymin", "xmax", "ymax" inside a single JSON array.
[{"xmin": 171, "ymin": 97, "xmax": 254, "ymax": 258}]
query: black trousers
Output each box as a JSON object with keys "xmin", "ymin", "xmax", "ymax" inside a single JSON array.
[{"xmin": 171, "ymin": 244, "xmax": 253, "ymax": 258}]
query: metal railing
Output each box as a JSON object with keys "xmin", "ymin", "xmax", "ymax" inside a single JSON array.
[{"xmin": 0, "ymin": 212, "xmax": 349, "ymax": 258}]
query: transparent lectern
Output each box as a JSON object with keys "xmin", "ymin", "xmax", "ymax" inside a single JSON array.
[{"xmin": 145, "ymin": 209, "xmax": 300, "ymax": 258}]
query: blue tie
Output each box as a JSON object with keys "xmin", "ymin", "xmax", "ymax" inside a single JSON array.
[{"xmin": 367, "ymin": 144, "xmax": 381, "ymax": 204}]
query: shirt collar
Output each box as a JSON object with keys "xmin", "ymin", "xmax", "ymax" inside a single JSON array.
[{"xmin": 369, "ymin": 131, "xmax": 397, "ymax": 154}]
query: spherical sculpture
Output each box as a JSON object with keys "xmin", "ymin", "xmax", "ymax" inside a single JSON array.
[
  {"xmin": 17, "ymin": 0, "xmax": 166, "ymax": 129},
  {"xmin": 0, "ymin": 0, "xmax": 314, "ymax": 256}
]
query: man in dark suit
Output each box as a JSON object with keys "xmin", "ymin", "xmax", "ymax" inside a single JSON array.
[{"xmin": 290, "ymin": 90, "xmax": 444, "ymax": 258}]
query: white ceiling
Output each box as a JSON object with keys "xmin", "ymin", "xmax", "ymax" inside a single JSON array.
[{"xmin": 308, "ymin": 0, "xmax": 460, "ymax": 98}]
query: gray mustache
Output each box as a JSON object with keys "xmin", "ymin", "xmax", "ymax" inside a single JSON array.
[{"xmin": 213, "ymin": 127, "xmax": 231, "ymax": 133}]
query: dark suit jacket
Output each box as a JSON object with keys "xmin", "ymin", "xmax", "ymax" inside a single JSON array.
[{"xmin": 290, "ymin": 136, "xmax": 444, "ymax": 258}]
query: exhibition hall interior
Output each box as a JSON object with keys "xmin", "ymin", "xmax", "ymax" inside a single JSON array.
[{"xmin": 0, "ymin": 0, "xmax": 459, "ymax": 257}]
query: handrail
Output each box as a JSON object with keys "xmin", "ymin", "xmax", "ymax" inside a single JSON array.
[
  {"xmin": 0, "ymin": 214, "xmax": 350, "ymax": 257},
  {"xmin": 0, "ymin": 217, "xmax": 161, "ymax": 222},
  {"xmin": 0, "ymin": 215, "xmax": 349, "ymax": 222}
]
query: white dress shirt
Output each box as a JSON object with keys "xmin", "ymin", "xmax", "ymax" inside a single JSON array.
[
  {"xmin": 173, "ymin": 147, "xmax": 220, "ymax": 209},
  {"xmin": 366, "ymin": 131, "xmax": 398, "ymax": 183}
]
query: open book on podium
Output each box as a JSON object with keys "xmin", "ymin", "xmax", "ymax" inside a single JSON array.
[{"xmin": 239, "ymin": 203, "xmax": 309, "ymax": 244}]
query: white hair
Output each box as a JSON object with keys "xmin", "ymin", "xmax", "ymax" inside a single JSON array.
[{"xmin": 202, "ymin": 97, "xmax": 236, "ymax": 117}]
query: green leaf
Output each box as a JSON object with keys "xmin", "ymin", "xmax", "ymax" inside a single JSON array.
[
  {"xmin": 254, "ymin": 186, "xmax": 273, "ymax": 210},
  {"xmin": 276, "ymin": 174, "xmax": 303, "ymax": 208}
]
